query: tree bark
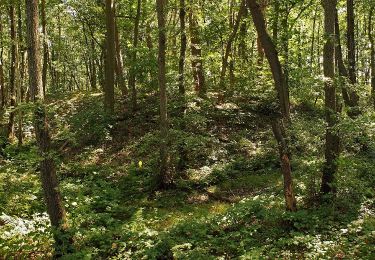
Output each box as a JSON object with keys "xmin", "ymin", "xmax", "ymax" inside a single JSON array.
[
  {"xmin": 189, "ymin": 1, "xmax": 206, "ymax": 98},
  {"xmin": 114, "ymin": 15, "xmax": 127, "ymax": 98},
  {"xmin": 178, "ymin": 0, "xmax": 188, "ymax": 172},
  {"xmin": 41, "ymin": 0, "xmax": 48, "ymax": 97},
  {"xmin": 128, "ymin": 0, "xmax": 142, "ymax": 111},
  {"xmin": 8, "ymin": 5, "xmax": 17, "ymax": 141},
  {"xmin": 248, "ymin": 0, "xmax": 296, "ymax": 212},
  {"xmin": 256, "ymin": 0, "xmax": 267, "ymax": 64},
  {"xmin": 17, "ymin": 2, "xmax": 25, "ymax": 145},
  {"xmin": 91, "ymin": 38, "xmax": 97, "ymax": 90},
  {"xmin": 321, "ymin": 0, "xmax": 340, "ymax": 195},
  {"xmin": 247, "ymin": 0, "xmax": 290, "ymax": 119},
  {"xmin": 179, "ymin": 0, "xmax": 187, "ymax": 96},
  {"xmin": 25, "ymin": 0, "xmax": 72, "ymax": 255},
  {"xmin": 272, "ymin": 0, "xmax": 279, "ymax": 43},
  {"xmin": 0, "ymin": 12, "xmax": 5, "ymax": 109},
  {"xmin": 157, "ymin": 0, "xmax": 171, "ymax": 188},
  {"xmin": 334, "ymin": 9, "xmax": 351, "ymax": 106},
  {"xmin": 369, "ymin": 6, "xmax": 375, "ymax": 108},
  {"xmin": 219, "ymin": 0, "xmax": 246, "ymax": 92},
  {"xmin": 346, "ymin": 0, "xmax": 359, "ymax": 108},
  {"xmin": 271, "ymin": 119, "xmax": 297, "ymax": 212},
  {"xmin": 104, "ymin": 0, "xmax": 116, "ymax": 114},
  {"xmin": 310, "ymin": 5, "xmax": 318, "ymax": 71}
]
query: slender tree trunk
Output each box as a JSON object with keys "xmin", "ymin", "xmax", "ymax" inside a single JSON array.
[
  {"xmin": 310, "ymin": 5, "xmax": 318, "ymax": 71},
  {"xmin": 238, "ymin": 7, "xmax": 248, "ymax": 60},
  {"xmin": 41, "ymin": 0, "xmax": 48, "ymax": 97},
  {"xmin": 177, "ymin": 0, "xmax": 188, "ymax": 172},
  {"xmin": 91, "ymin": 38, "xmax": 97, "ymax": 90},
  {"xmin": 104, "ymin": 0, "xmax": 116, "ymax": 114},
  {"xmin": 271, "ymin": 119, "xmax": 297, "ymax": 211},
  {"xmin": 280, "ymin": 6, "xmax": 289, "ymax": 91},
  {"xmin": 8, "ymin": 5, "xmax": 17, "ymax": 141},
  {"xmin": 189, "ymin": 1, "xmax": 206, "ymax": 97},
  {"xmin": 17, "ymin": 2, "xmax": 25, "ymax": 145},
  {"xmin": 0, "ymin": 13, "xmax": 4, "ymax": 109},
  {"xmin": 82, "ymin": 24, "xmax": 91, "ymax": 91},
  {"xmin": 25, "ymin": 0, "xmax": 72, "ymax": 255},
  {"xmin": 128, "ymin": 0, "xmax": 142, "ymax": 111},
  {"xmin": 179, "ymin": 0, "xmax": 187, "ymax": 96},
  {"xmin": 321, "ymin": 0, "xmax": 340, "ymax": 195},
  {"xmin": 56, "ymin": 13, "xmax": 61, "ymax": 89},
  {"xmin": 156, "ymin": 0, "xmax": 171, "ymax": 188},
  {"xmin": 334, "ymin": 9, "xmax": 351, "ymax": 106},
  {"xmin": 346, "ymin": 0, "xmax": 359, "ymax": 108},
  {"xmin": 247, "ymin": 0, "xmax": 289, "ymax": 119},
  {"xmin": 369, "ymin": 7, "xmax": 375, "ymax": 108},
  {"xmin": 256, "ymin": 0, "xmax": 267, "ymax": 64},
  {"xmin": 114, "ymin": 16, "xmax": 127, "ymax": 98},
  {"xmin": 219, "ymin": 0, "xmax": 245, "ymax": 92},
  {"xmin": 272, "ymin": 0, "xmax": 279, "ymax": 43},
  {"xmin": 248, "ymin": 0, "xmax": 296, "ymax": 212}
]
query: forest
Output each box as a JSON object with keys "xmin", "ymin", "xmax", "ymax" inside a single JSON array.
[{"xmin": 0, "ymin": 0, "xmax": 374, "ymax": 258}]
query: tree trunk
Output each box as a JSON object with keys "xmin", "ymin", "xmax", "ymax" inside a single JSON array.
[
  {"xmin": 248, "ymin": 0, "xmax": 296, "ymax": 212},
  {"xmin": 25, "ymin": 0, "xmax": 72, "ymax": 255},
  {"xmin": 256, "ymin": 0, "xmax": 268, "ymax": 64},
  {"xmin": 179, "ymin": 0, "xmax": 187, "ymax": 96},
  {"xmin": 369, "ymin": 7, "xmax": 375, "ymax": 108},
  {"xmin": 128, "ymin": 0, "xmax": 142, "ymax": 111},
  {"xmin": 271, "ymin": 119, "xmax": 297, "ymax": 212},
  {"xmin": 238, "ymin": 7, "xmax": 248, "ymax": 60},
  {"xmin": 346, "ymin": 0, "xmax": 359, "ymax": 108},
  {"xmin": 247, "ymin": 0, "xmax": 290, "ymax": 119},
  {"xmin": 189, "ymin": 1, "xmax": 206, "ymax": 98},
  {"xmin": 114, "ymin": 16, "xmax": 127, "ymax": 98},
  {"xmin": 8, "ymin": 5, "xmax": 17, "ymax": 141},
  {"xmin": 272, "ymin": 0, "xmax": 279, "ymax": 43},
  {"xmin": 321, "ymin": 0, "xmax": 340, "ymax": 195},
  {"xmin": 219, "ymin": 0, "xmax": 245, "ymax": 92},
  {"xmin": 17, "ymin": 2, "xmax": 25, "ymax": 146},
  {"xmin": 310, "ymin": 5, "xmax": 318, "ymax": 71},
  {"xmin": 104, "ymin": 0, "xmax": 116, "ymax": 114},
  {"xmin": 0, "ymin": 13, "xmax": 4, "ymax": 109},
  {"xmin": 177, "ymin": 0, "xmax": 188, "ymax": 172},
  {"xmin": 156, "ymin": 0, "xmax": 171, "ymax": 188},
  {"xmin": 41, "ymin": 0, "xmax": 48, "ymax": 97},
  {"xmin": 334, "ymin": 9, "xmax": 351, "ymax": 106},
  {"xmin": 91, "ymin": 38, "xmax": 97, "ymax": 90}
]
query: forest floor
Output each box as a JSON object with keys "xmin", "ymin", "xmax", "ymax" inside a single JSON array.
[{"xmin": 0, "ymin": 91, "xmax": 374, "ymax": 259}]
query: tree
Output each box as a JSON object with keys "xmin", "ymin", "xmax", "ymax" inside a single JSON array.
[
  {"xmin": 247, "ymin": 0, "xmax": 289, "ymax": 118},
  {"xmin": 114, "ymin": 16, "xmax": 127, "ymax": 98},
  {"xmin": 178, "ymin": 0, "xmax": 187, "ymax": 96},
  {"xmin": 346, "ymin": 0, "xmax": 360, "ymax": 110},
  {"xmin": 219, "ymin": 0, "xmax": 246, "ymax": 94},
  {"xmin": 189, "ymin": 0, "xmax": 206, "ymax": 97},
  {"xmin": 25, "ymin": 0, "xmax": 72, "ymax": 255},
  {"xmin": 41, "ymin": 0, "xmax": 48, "ymax": 97},
  {"xmin": 177, "ymin": 0, "xmax": 188, "ymax": 172},
  {"xmin": 321, "ymin": 0, "xmax": 340, "ymax": 195},
  {"xmin": 156, "ymin": 0, "xmax": 171, "ymax": 188},
  {"xmin": 369, "ymin": 6, "xmax": 375, "ymax": 108},
  {"xmin": 128, "ymin": 0, "xmax": 142, "ymax": 111},
  {"xmin": 104, "ymin": 0, "xmax": 115, "ymax": 114},
  {"xmin": 7, "ymin": 4, "xmax": 17, "ymax": 141},
  {"xmin": 247, "ymin": 0, "xmax": 296, "ymax": 212},
  {"xmin": 0, "ymin": 10, "xmax": 4, "ymax": 109}
]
